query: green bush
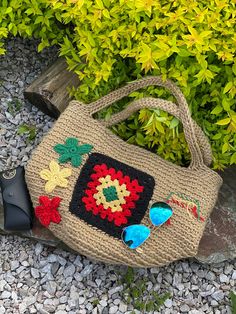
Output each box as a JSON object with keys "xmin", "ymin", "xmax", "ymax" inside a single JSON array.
[{"xmin": 1, "ymin": 0, "xmax": 236, "ymax": 169}]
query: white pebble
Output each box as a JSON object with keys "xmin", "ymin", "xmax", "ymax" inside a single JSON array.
[
  {"xmin": 164, "ymin": 299, "xmax": 173, "ymax": 308},
  {"xmin": 219, "ymin": 274, "xmax": 229, "ymax": 284}
]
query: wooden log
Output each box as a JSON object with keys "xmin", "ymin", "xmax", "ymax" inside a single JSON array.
[{"xmin": 24, "ymin": 58, "xmax": 80, "ymax": 118}]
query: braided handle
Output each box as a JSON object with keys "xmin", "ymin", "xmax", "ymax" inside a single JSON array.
[
  {"xmin": 100, "ymin": 97, "xmax": 212, "ymax": 166},
  {"xmin": 85, "ymin": 76, "xmax": 208, "ymax": 168}
]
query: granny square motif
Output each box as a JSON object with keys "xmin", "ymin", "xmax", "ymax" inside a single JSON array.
[{"xmin": 69, "ymin": 153, "xmax": 155, "ymax": 238}]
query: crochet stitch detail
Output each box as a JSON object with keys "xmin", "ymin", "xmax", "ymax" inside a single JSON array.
[
  {"xmin": 40, "ymin": 160, "xmax": 72, "ymax": 193},
  {"xmin": 103, "ymin": 186, "xmax": 119, "ymax": 202},
  {"xmin": 93, "ymin": 175, "xmax": 130, "ymax": 212},
  {"xmin": 82, "ymin": 163, "xmax": 144, "ymax": 226},
  {"xmin": 35, "ymin": 196, "xmax": 62, "ymax": 227},
  {"xmin": 167, "ymin": 192, "xmax": 204, "ymax": 222},
  {"xmin": 69, "ymin": 153, "xmax": 155, "ymax": 238},
  {"xmin": 53, "ymin": 137, "xmax": 93, "ymax": 167}
]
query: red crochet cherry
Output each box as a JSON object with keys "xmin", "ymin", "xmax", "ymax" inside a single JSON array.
[{"xmin": 35, "ymin": 196, "xmax": 62, "ymax": 227}]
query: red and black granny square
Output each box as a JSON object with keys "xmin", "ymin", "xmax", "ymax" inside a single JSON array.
[{"xmin": 69, "ymin": 153, "xmax": 155, "ymax": 238}]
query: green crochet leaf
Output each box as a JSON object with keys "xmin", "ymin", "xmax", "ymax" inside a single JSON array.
[
  {"xmin": 58, "ymin": 153, "xmax": 72, "ymax": 164},
  {"xmin": 77, "ymin": 144, "xmax": 93, "ymax": 154},
  {"xmin": 71, "ymin": 155, "xmax": 82, "ymax": 167},
  {"xmin": 65, "ymin": 137, "xmax": 78, "ymax": 147},
  {"xmin": 54, "ymin": 144, "xmax": 68, "ymax": 154},
  {"xmin": 54, "ymin": 137, "xmax": 93, "ymax": 167}
]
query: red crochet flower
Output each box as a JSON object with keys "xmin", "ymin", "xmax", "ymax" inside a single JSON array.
[{"xmin": 35, "ymin": 196, "xmax": 62, "ymax": 227}]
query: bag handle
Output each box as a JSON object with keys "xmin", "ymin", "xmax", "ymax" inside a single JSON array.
[
  {"xmin": 100, "ymin": 97, "xmax": 212, "ymax": 166},
  {"xmin": 85, "ymin": 76, "xmax": 208, "ymax": 168}
]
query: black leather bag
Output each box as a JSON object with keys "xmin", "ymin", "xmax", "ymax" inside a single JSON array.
[{"xmin": 0, "ymin": 167, "xmax": 33, "ymax": 230}]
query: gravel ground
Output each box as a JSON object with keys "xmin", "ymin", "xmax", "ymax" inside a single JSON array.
[
  {"xmin": 0, "ymin": 38, "xmax": 235, "ymax": 314},
  {"xmin": 0, "ymin": 38, "xmax": 57, "ymax": 171}
]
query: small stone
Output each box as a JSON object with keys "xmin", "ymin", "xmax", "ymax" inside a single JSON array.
[
  {"xmin": 57, "ymin": 256, "xmax": 67, "ymax": 266},
  {"xmin": 74, "ymin": 256, "xmax": 83, "ymax": 268},
  {"xmin": 41, "ymin": 264, "xmax": 52, "ymax": 274},
  {"xmin": 164, "ymin": 299, "xmax": 173, "ymax": 308},
  {"xmin": 0, "ymin": 280, "xmax": 7, "ymax": 292},
  {"xmin": 59, "ymin": 296, "xmax": 68, "ymax": 304},
  {"xmin": 47, "ymin": 254, "xmax": 58, "ymax": 263},
  {"xmin": 108, "ymin": 286, "xmax": 123, "ymax": 295},
  {"xmin": 224, "ymin": 265, "xmax": 233, "ymax": 274},
  {"xmin": 95, "ymin": 279, "xmax": 102, "ymax": 287},
  {"xmin": 86, "ymin": 303, "xmax": 93, "ymax": 312},
  {"xmin": 31, "ymin": 268, "xmax": 40, "ymax": 279},
  {"xmin": 10, "ymin": 260, "xmax": 20, "ymax": 270},
  {"xmin": 25, "ymin": 296, "xmax": 37, "ymax": 306},
  {"xmin": 119, "ymin": 302, "xmax": 127, "ymax": 312},
  {"xmin": 1, "ymin": 291, "xmax": 11, "ymax": 299},
  {"xmin": 231, "ymin": 270, "xmax": 236, "ymax": 280},
  {"xmin": 219, "ymin": 274, "xmax": 229, "ymax": 284},
  {"xmin": 64, "ymin": 265, "xmax": 75, "ymax": 277},
  {"xmin": 212, "ymin": 290, "xmax": 224, "ymax": 301},
  {"xmin": 113, "ymin": 299, "xmax": 120, "ymax": 305},
  {"xmin": 150, "ymin": 268, "xmax": 159, "ymax": 274},
  {"xmin": 164, "ymin": 273, "xmax": 173, "ymax": 284},
  {"xmin": 211, "ymin": 300, "xmax": 218, "ymax": 306},
  {"xmin": 70, "ymin": 289, "xmax": 80, "ymax": 301},
  {"xmin": 0, "ymin": 305, "xmax": 5, "ymax": 314},
  {"xmin": 205, "ymin": 271, "xmax": 216, "ymax": 281},
  {"xmin": 35, "ymin": 243, "xmax": 44, "ymax": 256},
  {"xmin": 45, "ymin": 281, "xmax": 57, "ymax": 295},
  {"xmin": 176, "ymin": 283, "xmax": 185, "ymax": 291},
  {"xmin": 196, "ymin": 270, "xmax": 206, "ymax": 278},
  {"xmin": 74, "ymin": 272, "xmax": 83, "ymax": 282},
  {"xmin": 19, "ymin": 303, "xmax": 27, "ymax": 313},
  {"xmin": 180, "ymin": 304, "xmax": 190, "ymax": 312},
  {"xmin": 80, "ymin": 265, "xmax": 93, "ymax": 277},
  {"xmin": 157, "ymin": 272, "xmax": 162, "ymax": 283},
  {"xmin": 51, "ymin": 262, "xmax": 60, "ymax": 276},
  {"xmin": 109, "ymin": 306, "xmax": 118, "ymax": 314},
  {"xmin": 5, "ymin": 273, "xmax": 15, "ymax": 284},
  {"xmin": 100, "ymin": 300, "xmax": 107, "ymax": 307},
  {"xmin": 18, "ymin": 80, "xmax": 24, "ymax": 87},
  {"xmin": 78, "ymin": 297, "xmax": 85, "ymax": 305}
]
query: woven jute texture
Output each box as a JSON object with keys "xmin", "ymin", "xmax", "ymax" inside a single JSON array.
[{"xmin": 25, "ymin": 77, "xmax": 222, "ymax": 267}]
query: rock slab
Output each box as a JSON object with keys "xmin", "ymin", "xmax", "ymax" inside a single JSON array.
[{"xmin": 197, "ymin": 165, "xmax": 236, "ymax": 263}]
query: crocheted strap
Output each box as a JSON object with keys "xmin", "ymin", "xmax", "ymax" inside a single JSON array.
[
  {"xmin": 100, "ymin": 97, "xmax": 212, "ymax": 167},
  {"xmin": 86, "ymin": 76, "xmax": 208, "ymax": 169}
]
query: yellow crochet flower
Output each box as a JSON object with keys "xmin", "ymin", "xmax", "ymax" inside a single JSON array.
[{"xmin": 40, "ymin": 160, "xmax": 72, "ymax": 193}]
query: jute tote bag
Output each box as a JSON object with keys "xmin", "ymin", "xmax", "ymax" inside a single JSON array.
[{"xmin": 25, "ymin": 76, "xmax": 222, "ymax": 267}]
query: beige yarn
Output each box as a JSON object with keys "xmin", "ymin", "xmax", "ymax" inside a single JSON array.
[{"xmin": 25, "ymin": 76, "xmax": 222, "ymax": 267}]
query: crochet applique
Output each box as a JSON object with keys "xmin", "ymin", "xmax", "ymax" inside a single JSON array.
[
  {"xmin": 70, "ymin": 153, "xmax": 155, "ymax": 238},
  {"xmin": 166, "ymin": 192, "xmax": 204, "ymax": 222},
  {"xmin": 35, "ymin": 196, "xmax": 62, "ymax": 227},
  {"xmin": 53, "ymin": 137, "xmax": 93, "ymax": 167},
  {"xmin": 40, "ymin": 160, "xmax": 72, "ymax": 193}
]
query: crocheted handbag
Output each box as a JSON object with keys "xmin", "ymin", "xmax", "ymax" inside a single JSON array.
[{"xmin": 25, "ymin": 76, "xmax": 222, "ymax": 267}]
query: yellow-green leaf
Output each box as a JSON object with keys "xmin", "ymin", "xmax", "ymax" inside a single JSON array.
[
  {"xmin": 216, "ymin": 118, "xmax": 230, "ymax": 126},
  {"xmin": 212, "ymin": 133, "xmax": 222, "ymax": 140},
  {"xmin": 211, "ymin": 105, "xmax": 222, "ymax": 115},
  {"xmin": 222, "ymin": 142, "xmax": 229, "ymax": 154},
  {"xmin": 223, "ymin": 82, "xmax": 233, "ymax": 94},
  {"xmin": 230, "ymin": 152, "xmax": 236, "ymax": 164}
]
